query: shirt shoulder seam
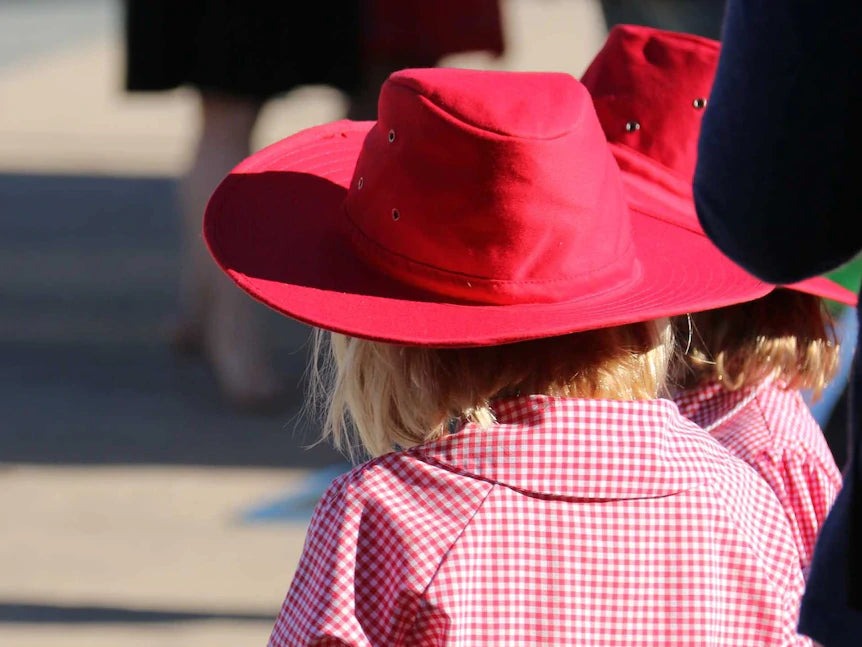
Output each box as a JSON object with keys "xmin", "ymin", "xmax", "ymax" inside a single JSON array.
[
  {"xmin": 708, "ymin": 475, "xmax": 798, "ymax": 598},
  {"xmin": 750, "ymin": 388, "xmax": 832, "ymax": 464},
  {"xmin": 405, "ymin": 482, "xmax": 497, "ymax": 636}
]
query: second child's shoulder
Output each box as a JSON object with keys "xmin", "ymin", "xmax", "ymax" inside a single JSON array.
[
  {"xmin": 649, "ymin": 402, "xmax": 795, "ymax": 514},
  {"xmin": 676, "ymin": 412, "xmax": 806, "ymax": 586},
  {"xmin": 666, "ymin": 405, "xmax": 797, "ymax": 517},
  {"xmin": 752, "ymin": 382, "xmax": 832, "ymax": 456}
]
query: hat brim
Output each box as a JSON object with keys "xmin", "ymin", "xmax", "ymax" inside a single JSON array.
[
  {"xmin": 205, "ymin": 121, "xmax": 779, "ymax": 347},
  {"xmin": 614, "ymin": 144, "xmax": 858, "ymax": 309},
  {"xmin": 783, "ymin": 277, "xmax": 857, "ymax": 306}
]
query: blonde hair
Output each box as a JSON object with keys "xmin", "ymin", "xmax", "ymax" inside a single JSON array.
[
  {"xmin": 675, "ymin": 290, "xmax": 839, "ymax": 397},
  {"xmin": 309, "ymin": 319, "xmax": 674, "ymax": 459}
]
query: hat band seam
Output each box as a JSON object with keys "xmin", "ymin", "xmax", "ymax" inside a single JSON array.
[
  {"xmin": 629, "ymin": 203, "xmax": 704, "ymax": 237},
  {"xmin": 343, "ymin": 205, "xmax": 641, "ymax": 306},
  {"xmin": 344, "ymin": 205, "xmax": 637, "ymax": 287}
]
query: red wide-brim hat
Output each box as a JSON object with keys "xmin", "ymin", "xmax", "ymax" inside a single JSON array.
[
  {"xmin": 204, "ymin": 68, "xmax": 789, "ymax": 348},
  {"xmin": 583, "ymin": 25, "xmax": 857, "ymax": 308}
]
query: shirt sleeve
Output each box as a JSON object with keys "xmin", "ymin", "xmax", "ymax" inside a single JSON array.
[
  {"xmin": 694, "ymin": 0, "xmax": 862, "ymax": 283},
  {"xmin": 752, "ymin": 448, "xmax": 842, "ymax": 575},
  {"xmin": 782, "ymin": 569, "xmax": 816, "ymax": 647},
  {"xmin": 268, "ymin": 478, "xmax": 372, "ymax": 647},
  {"xmin": 267, "ymin": 456, "xmax": 493, "ymax": 646}
]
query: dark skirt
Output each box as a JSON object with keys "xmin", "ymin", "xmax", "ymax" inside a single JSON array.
[{"xmin": 124, "ymin": 1, "xmax": 364, "ymax": 100}]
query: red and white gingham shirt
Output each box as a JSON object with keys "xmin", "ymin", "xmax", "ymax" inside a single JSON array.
[
  {"xmin": 675, "ymin": 380, "xmax": 842, "ymax": 577},
  {"xmin": 270, "ymin": 396, "xmax": 810, "ymax": 646}
]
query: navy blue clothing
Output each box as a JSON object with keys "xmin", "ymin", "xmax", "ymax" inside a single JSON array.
[
  {"xmin": 695, "ymin": 0, "xmax": 860, "ymax": 282},
  {"xmin": 799, "ymin": 478, "xmax": 862, "ymax": 645},
  {"xmin": 693, "ymin": 1, "xmax": 862, "ymax": 644}
]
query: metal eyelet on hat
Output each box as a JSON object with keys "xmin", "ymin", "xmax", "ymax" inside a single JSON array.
[
  {"xmin": 625, "ymin": 120, "xmax": 640, "ymax": 132},
  {"xmin": 388, "ymin": 129, "xmax": 396, "ymax": 143},
  {"xmin": 392, "ymin": 208, "xmax": 400, "ymax": 221},
  {"xmin": 357, "ymin": 177, "xmax": 364, "ymax": 190},
  {"xmin": 693, "ymin": 97, "xmax": 707, "ymax": 109}
]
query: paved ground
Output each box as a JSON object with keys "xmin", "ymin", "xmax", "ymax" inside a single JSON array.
[{"xmin": 0, "ymin": 1, "xmax": 607, "ymax": 644}]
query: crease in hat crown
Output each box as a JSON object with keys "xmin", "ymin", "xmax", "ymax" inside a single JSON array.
[{"xmin": 342, "ymin": 68, "xmax": 639, "ymax": 306}]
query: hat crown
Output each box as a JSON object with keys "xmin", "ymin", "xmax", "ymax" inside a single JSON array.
[
  {"xmin": 582, "ymin": 25, "xmax": 719, "ymax": 183},
  {"xmin": 344, "ymin": 68, "xmax": 637, "ymax": 306},
  {"xmin": 387, "ymin": 68, "xmax": 583, "ymax": 139}
]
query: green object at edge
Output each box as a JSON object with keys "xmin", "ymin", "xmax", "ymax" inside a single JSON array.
[{"xmin": 826, "ymin": 255, "xmax": 862, "ymax": 294}]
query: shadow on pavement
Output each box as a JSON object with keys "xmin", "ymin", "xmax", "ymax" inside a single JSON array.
[
  {"xmin": 0, "ymin": 602, "xmax": 273, "ymax": 624},
  {"xmin": 0, "ymin": 172, "xmax": 342, "ymax": 467}
]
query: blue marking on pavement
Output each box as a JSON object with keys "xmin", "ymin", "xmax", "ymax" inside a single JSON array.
[{"xmin": 238, "ymin": 463, "xmax": 350, "ymax": 523}]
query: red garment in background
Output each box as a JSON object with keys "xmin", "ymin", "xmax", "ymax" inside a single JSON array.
[{"xmin": 363, "ymin": 0, "xmax": 504, "ymax": 62}]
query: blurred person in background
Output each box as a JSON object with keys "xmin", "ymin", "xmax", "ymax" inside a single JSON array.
[
  {"xmin": 124, "ymin": 4, "xmax": 363, "ymax": 409},
  {"xmin": 123, "ymin": 1, "xmax": 502, "ymax": 410},
  {"xmin": 349, "ymin": 1, "xmax": 503, "ymax": 119}
]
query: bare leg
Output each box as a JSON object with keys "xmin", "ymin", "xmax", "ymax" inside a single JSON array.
[{"xmin": 176, "ymin": 91, "xmax": 285, "ymax": 409}]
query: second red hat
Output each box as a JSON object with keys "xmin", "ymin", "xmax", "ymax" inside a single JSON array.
[{"xmin": 582, "ymin": 24, "xmax": 856, "ymax": 306}]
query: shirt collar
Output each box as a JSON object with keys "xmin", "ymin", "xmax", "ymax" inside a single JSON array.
[
  {"xmin": 410, "ymin": 395, "xmax": 728, "ymax": 501},
  {"xmin": 674, "ymin": 379, "xmax": 769, "ymax": 432}
]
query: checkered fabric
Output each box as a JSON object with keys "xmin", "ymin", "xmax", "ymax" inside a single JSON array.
[
  {"xmin": 675, "ymin": 380, "xmax": 841, "ymax": 576},
  {"xmin": 270, "ymin": 396, "xmax": 810, "ymax": 646}
]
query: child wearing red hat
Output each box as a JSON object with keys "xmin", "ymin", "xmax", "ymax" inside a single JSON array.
[
  {"xmin": 674, "ymin": 290, "xmax": 846, "ymax": 576},
  {"xmin": 205, "ymin": 68, "xmax": 809, "ymax": 645},
  {"xmin": 582, "ymin": 23, "xmax": 856, "ymax": 579}
]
